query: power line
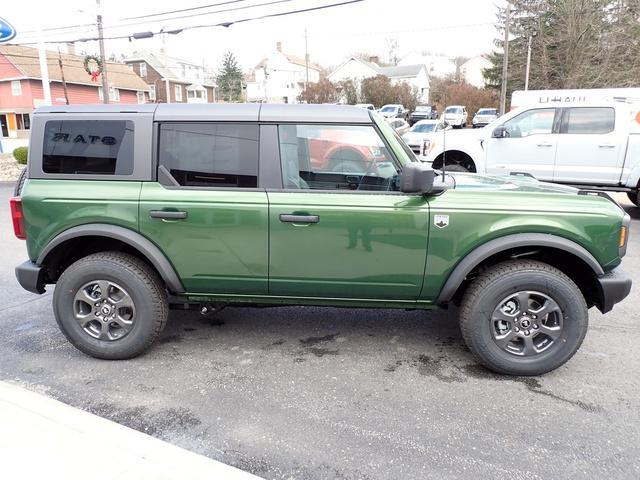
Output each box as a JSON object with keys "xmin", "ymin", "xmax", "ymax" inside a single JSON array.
[
  {"xmin": 121, "ymin": 0, "xmax": 249, "ymax": 20},
  {"xmin": 15, "ymin": 0, "xmax": 299, "ymax": 43},
  {"xmin": 9, "ymin": 0, "xmax": 365, "ymax": 46}
]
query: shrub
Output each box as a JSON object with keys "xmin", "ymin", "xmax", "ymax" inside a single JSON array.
[{"xmin": 13, "ymin": 146, "xmax": 28, "ymax": 165}]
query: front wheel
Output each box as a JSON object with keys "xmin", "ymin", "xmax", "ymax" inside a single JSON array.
[
  {"xmin": 459, "ymin": 260, "xmax": 588, "ymax": 376},
  {"xmin": 53, "ymin": 252, "xmax": 168, "ymax": 359}
]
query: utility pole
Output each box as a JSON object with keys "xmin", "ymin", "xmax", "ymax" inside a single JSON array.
[
  {"xmin": 37, "ymin": 28, "xmax": 52, "ymax": 106},
  {"xmin": 57, "ymin": 48, "xmax": 69, "ymax": 104},
  {"xmin": 96, "ymin": 0, "xmax": 109, "ymax": 104},
  {"xmin": 499, "ymin": 2, "xmax": 511, "ymax": 115},
  {"xmin": 304, "ymin": 27, "xmax": 309, "ymax": 90},
  {"xmin": 524, "ymin": 33, "xmax": 533, "ymax": 91}
]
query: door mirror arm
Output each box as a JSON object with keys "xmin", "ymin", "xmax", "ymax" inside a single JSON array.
[{"xmin": 492, "ymin": 126, "xmax": 509, "ymax": 138}]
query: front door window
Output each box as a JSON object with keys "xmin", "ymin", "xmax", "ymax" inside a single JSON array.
[{"xmin": 277, "ymin": 124, "xmax": 400, "ymax": 192}]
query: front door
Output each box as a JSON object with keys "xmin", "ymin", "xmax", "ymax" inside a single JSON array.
[
  {"xmin": 553, "ymin": 106, "xmax": 625, "ymax": 185},
  {"xmin": 268, "ymin": 123, "xmax": 429, "ymax": 300},
  {"xmin": 484, "ymin": 107, "xmax": 559, "ymax": 181},
  {"xmin": 139, "ymin": 122, "xmax": 269, "ymax": 295},
  {"xmin": 0, "ymin": 115, "xmax": 8, "ymax": 137}
]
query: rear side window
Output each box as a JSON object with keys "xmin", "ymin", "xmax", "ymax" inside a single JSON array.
[
  {"xmin": 158, "ymin": 123, "xmax": 259, "ymax": 188},
  {"xmin": 43, "ymin": 120, "xmax": 134, "ymax": 174},
  {"xmin": 563, "ymin": 107, "xmax": 615, "ymax": 134}
]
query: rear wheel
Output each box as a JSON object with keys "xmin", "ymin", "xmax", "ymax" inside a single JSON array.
[
  {"xmin": 626, "ymin": 191, "xmax": 639, "ymax": 206},
  {"xmin": 459, "ymin": 260, "xmax": 588, "ymax": 375},
  {"xmin": 53, "ymin": 252, "xmax": 168, "ymax": 359}
]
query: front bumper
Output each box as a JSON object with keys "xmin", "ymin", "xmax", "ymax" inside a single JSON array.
[
  {"xmin": 15, "ymin": 260, "xmax": 46, "ymax": 294},
  {"xmin": 596, "ymin": 267, "xmax": 631, "ymax": 313}
]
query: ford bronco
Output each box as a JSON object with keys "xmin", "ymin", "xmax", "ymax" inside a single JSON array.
[{"xmin": 11, "ymin": 104, "xmax": 631, "ymax": 375}]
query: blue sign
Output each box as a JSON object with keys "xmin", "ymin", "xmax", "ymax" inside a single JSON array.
[{"xmin": 0, "ymin": 17, "xmax": 16, "ymax": 43}]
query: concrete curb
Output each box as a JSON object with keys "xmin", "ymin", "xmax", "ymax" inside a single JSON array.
[{"xmin": 0, "ymin": 381, "xmax": 262, "ymax": 480}]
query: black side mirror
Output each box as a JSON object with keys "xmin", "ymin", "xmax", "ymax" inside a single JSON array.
[
  {"xmin": 492, "ymin": 126, "xmax": 509, "ymax": 138},
  {"xmin": 400, "ymin": 162, "xmax": 436, "ymax": 194}
]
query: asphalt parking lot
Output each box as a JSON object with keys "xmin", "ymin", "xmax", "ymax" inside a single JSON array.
[{"xmin": 1, "ymin": 182, "xmax": 639, "ymax": 480}]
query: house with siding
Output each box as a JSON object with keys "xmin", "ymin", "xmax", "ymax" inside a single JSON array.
[
  {"xmin": 124, "ymin": 50, "xmax": 216, "ymax": 104},
  {"xmin": 328, "ymin": 56, "xmax": 430, "ymax": 103},
  {"xmin": 0, "ymin": 44, "xmax": 149, "ymax": 149},
  {"xmin": 246, "ymin": 42, "xmax": 321, "ymax": 104}
]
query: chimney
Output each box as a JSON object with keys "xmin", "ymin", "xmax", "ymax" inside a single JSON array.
[
  {"xmin": 369, "ymin": 56, "xmax": 379, "ymax": 65},
  {"xmin": 67, "ymin": 42, "xmax": 76, "ymax": 56},
  {"xmin": 276, "ymin": 42, "xmax": 282, "ymax": 53}
]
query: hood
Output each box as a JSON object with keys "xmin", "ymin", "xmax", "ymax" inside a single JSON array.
[
  {"xmin": 449, "ymin": 172, "xmax": 580, "ymax": 195},
  {"xmin": 402, "ymin": 131, "xmax": 438, "ymax": 145}
]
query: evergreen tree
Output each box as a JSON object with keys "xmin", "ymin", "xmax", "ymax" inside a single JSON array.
[
  {"xmin": 485, "ymin": 1, "xmax": 640, "ymax": 107},
  {"xmin": 216, "ymin": 51, "xmax": 244, "ymax": 103}
]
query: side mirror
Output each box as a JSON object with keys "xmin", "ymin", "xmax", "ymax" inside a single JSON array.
[
  {"xmin": 492, "ymin": 126, "xmax": 509, "ymax": 138},
  {"xmin": 400, "ymin": 162, "xmax": 436, "ymax": 195}
]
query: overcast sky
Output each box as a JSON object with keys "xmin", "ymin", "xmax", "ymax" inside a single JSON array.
[{"xmin": 5, "ymin": 0, "xmax": 505, "ymax": 71}]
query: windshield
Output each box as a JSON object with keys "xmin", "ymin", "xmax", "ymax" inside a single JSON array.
[
  {"xmin": 445, "ymin": 107, "xmax": 461, "ymax": 114},
  {"xmin": 477, "ymin": 109, "xmax": 496, "ymax": 115},
  {"xmin": 410, "ymin": 123, "xmax": 436, "ymax": 133},
  {"xmin": 415, "ymin": 106, "xmax": 431, "ymax": 112},
  {"xmin": 380, "ymin": 106, "xmax": 398, "ymax": 112}
]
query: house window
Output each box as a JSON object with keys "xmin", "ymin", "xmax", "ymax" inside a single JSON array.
[
  {"xmin": 11, "ymin": 80, "xmax": 21, "ymax": 96},
  {"xmin": 139, "ymin": 62, "xmax": 147, "ymax": 77},
  {"xmin": 16, "ymin": 113, "xmax": 30, "ymax": 130},
  {"xmin": 137, "ymin": 91, "xmax": 145, "ymax": 104},
  {"xmin": 149, "ymin": 84, "xmax": 156, "ymax": 101},
  {"xmin": 175, "ymin": 85, "xmax": 182, "ymax": 102},
  {"xmin": 98, "ymin": 87, "xmax": 120, "ymax": 102}
]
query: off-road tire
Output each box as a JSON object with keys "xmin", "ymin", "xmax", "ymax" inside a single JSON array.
[
  {"xmin": 53, "ymin": 252, "xmax": 168, "ymax": 359},
  {"xmin": 14, "ymin": 168, "xmax": 27, "ymax": 196},
  {"xmin": 626, "ymin": 191, "xmax": 639, "ymax": 206},
  {"xmin": 459, "ymin": 260, "xmax": 588, "ymax": 376}
]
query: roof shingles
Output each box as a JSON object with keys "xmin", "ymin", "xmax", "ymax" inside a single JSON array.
[{"xmin": 0, "ymin": 45, "xmax": 148, "ymax": 91}]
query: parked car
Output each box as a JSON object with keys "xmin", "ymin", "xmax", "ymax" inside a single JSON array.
[
  {"xmin": 401, "ymin": 119, "xmax": 450, "ymax": 157},
  {"xmin": 355, "ymin": 103, "xmax": 375, "ymax": 111},
  {"xmin": 420, "ymin": 101, "xmax": 640, "ymax": 206},
  {"xmin": 443, "ymin": 105, "xmax": 468, "ymax": 128},
  {"xmin": 409, "ymin": 105, "xmax": 438, "ymax": 125},
  {"xmin": 472, "ymin": 108, "xmax": 498, "ymax": 128},
  {"xmin": 12, "ymin": 103, "xmax": 631, "ymax": 376},
  {"xmin": 378, "ymin": 104, "xmax": 408, "ymax": 120},
  {"xmin": 387, "ymin": 117, "xmax": 411, "ymax": 135}
]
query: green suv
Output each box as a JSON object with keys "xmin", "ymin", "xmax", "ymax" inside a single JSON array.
[{"xmin": 12, "ymin": 104, "xmax": 631, "ymax": 375}]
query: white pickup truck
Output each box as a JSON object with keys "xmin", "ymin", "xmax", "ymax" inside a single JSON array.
[{"xmin": 421, "ymin": 101, "xmax": 640, "ymax": 205}]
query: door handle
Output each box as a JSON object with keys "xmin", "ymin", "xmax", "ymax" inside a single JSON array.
[
  {"xmin": 537, "ymin": 142, "xmax": 553, "ymax": 147},
  {"xmin": 279, "ymin": 214, "xmax": 319, "ymax": 224},
  {"xmin": 149, "ymin": 210, "xmax": 188, "ymax": 220},
  {"xmin": 598, "ymin": 144, "xmax": 616, "ymax": 148}
]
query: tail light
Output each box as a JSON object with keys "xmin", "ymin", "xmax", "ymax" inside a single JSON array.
[{"xmin": 10, "ymin": 197, "xmax": 26, "ymax": 240}]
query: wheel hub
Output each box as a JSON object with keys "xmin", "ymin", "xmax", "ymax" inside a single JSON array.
[
  {"xmin": 491, "ymin": 290, "xmax": 563, "ymax": 356},
  {"xmin": 73, "ymin": 280, "xmax": 136, "ymax": 341}
]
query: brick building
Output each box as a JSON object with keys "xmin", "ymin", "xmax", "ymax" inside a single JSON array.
[{"xmin": 124, "ymin": 50, "xmax": 216, "ymax": 104}]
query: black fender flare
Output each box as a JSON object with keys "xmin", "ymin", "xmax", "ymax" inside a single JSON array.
[
  {"xmin": 436, "ymin": 233, "xmax": 604, "ymax": 303},
  {"xmin": 37, "ymin": 223, "xmax": 185, "ymax": 294}
]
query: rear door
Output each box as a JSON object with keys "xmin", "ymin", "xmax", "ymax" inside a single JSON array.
[
  {"xmin": 484, "ymin": 107, "xmax": 559, "ymax": 181},
  {"xmin": 139, "ymin": 122, "xmax": 269, "ymax": 295},
  {"xmin": 553, "ymin": 106, "xmax": 624, "ymax": 185},
  {"xmin": 267, "ymin": 122, "xmax": 430, "ymax": 300}
]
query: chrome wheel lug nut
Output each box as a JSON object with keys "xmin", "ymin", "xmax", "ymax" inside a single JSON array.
[
  {"xmin": 524, "ymin": 330, "xmax": 530, "ymax": 336},
  {"xmin": 533, "ymin": 324, "xmax": 539, "ymax": 329},
  {"xmin": 515, "ymin": 327, "xmax": 520, "ymax": 332}
]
